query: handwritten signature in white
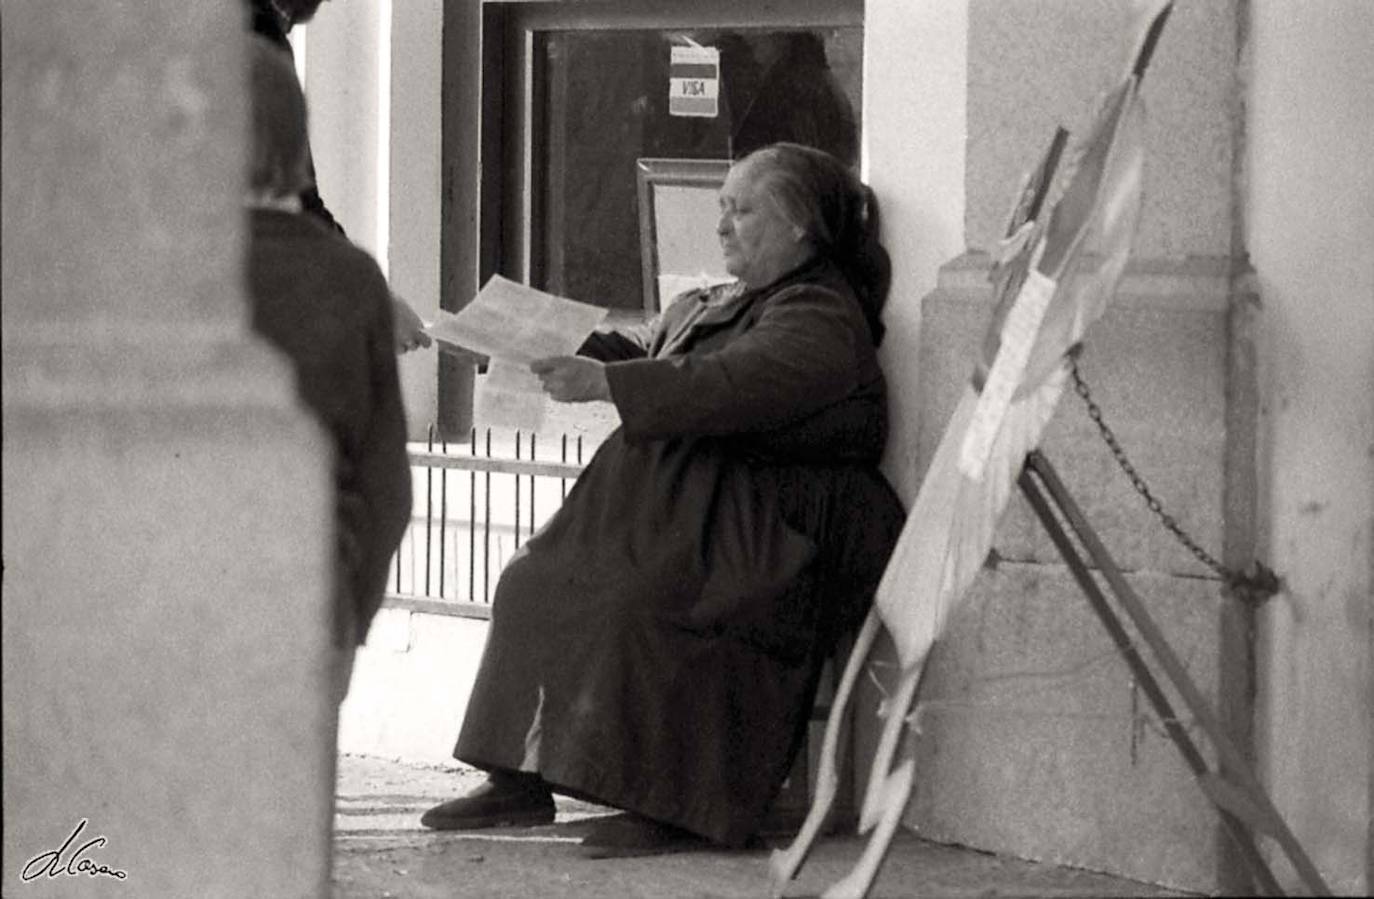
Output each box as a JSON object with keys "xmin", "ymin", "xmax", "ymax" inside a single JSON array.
[{"xmin": 21, "ymin": 818, "xmax": 128, "ymax": 883}]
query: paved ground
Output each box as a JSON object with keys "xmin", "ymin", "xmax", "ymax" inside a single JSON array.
[{"xmin": 333, "ymin": 755, "xmax": 1193, "ymax": 899}]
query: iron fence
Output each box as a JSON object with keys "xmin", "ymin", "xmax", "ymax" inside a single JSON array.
[{"xmin": 383, "ymin": 426, "xmax": 587, "ymax": 619}]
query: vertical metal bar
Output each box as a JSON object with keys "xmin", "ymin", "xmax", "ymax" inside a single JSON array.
[
  {"xmin": 483, "ymin": 428, "xmax": 492, "ymax": 603},
  {"xmin": 514, "ymin": 430, "xmax": 523, "ymax": 548},
  {"xmin": 1017, "ymin": 466, "xmax": 1285, "ymax": 897},
  {"xmin": 396, "ymin": 433, "xmax": 407, "ymax": 593},
  {"xmin": 561, "ymin": 433, "xmax": 569, "ymax": 500},
  {"xmin": 469, "ymin": 426, "xmax": 477, "ymax": 605},
  {"xmin": 425, "ymin": 425, "xmax": 434, "ymax": 597},
  {"xmin": 438, "ymin": 431, "xmax": 448, "ymax": 599},
  {"xmin": 529, "ymin": 432, "xmax": 537, "ymax": 535}
]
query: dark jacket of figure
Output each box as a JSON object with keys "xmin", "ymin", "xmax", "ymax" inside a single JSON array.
[
  {"xmin": 246, "ymin": 0, "xmax": 344, "ymax": 233},
  {"xmin": 454, "ymin": 257, "xmax": 903, "ymax": 844},
  {"xmin": 729, "ymin": 34, "xmax": 859, "ymax": 166},
  {"xmin": 246, "ymin": 209, "xmax": 412, "ymax": 645}
]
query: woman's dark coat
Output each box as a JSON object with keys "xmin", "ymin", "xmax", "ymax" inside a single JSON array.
[{"xmin": 453, "ymin": 258, "xmax": 904, "ymax": 844}]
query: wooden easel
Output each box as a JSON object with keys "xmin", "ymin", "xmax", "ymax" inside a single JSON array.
[
  {"xmin": 1015, "ymin": 450, "xmax": 1331, "ymax": 897},
  {"xmin": 769, "ymin": 450, "xmax": 1333, "ymax": 898}
]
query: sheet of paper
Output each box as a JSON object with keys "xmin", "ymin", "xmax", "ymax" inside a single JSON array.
[
  {"xmin": 474, "ymin": 360, "xmax": 546, "ymax": 432},
  {"xmin": 427, "ymin": 276, "xmax": 610, "ymax": 431},
  {"xmin": 424, "ymin": 275, "xmax": 609, "ymax": 363},
  {"xmin": 958, "ymin": 268, "xmax": 1057, "ymax": 482}
]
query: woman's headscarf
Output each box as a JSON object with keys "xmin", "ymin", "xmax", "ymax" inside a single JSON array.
[{"xmin": 742, "ymin": 142, "xmax": 892, "ymax": 345}]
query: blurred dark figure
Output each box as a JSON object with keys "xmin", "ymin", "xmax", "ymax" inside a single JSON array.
[
  {"xmin": 244, "ymin": 36, "xmax": 412, "ymax": 701},
  {"xmin": 247, "ymin": 0, "xmax": 340, "ymax": 230},
  {"xmin": 726, "ymin": 32, "xmax": 859, "ymax": 167}
]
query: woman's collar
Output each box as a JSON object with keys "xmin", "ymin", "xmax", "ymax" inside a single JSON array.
[{"xmin": 737, "ymin": 254, "xmax": 833, "ymax": 297}]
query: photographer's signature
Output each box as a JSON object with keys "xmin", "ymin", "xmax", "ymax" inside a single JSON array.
[{"xmin": 20, "ymin": 818, "xmax": 128, "ymax": 883}]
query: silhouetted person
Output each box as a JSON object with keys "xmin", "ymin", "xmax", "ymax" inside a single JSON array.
[
  {"xmin": 244, "ymin": 36, "xmax": 412, "ymax": 703},
  {"xmin": 727, "ymin": 33, "xmax": 859, "ymax": 167}
]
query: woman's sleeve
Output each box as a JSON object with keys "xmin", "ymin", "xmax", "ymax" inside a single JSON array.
[
  {"xmin": 576, "ymin": 288, "xmax": 704, "ymax": 361},
  {"xmin": 605, "ymin": 284, "xmax": 867, "ymax": 440},
  {"xmin": 577, "ymin": 323, "xmax": 654, "ymax": 362}
]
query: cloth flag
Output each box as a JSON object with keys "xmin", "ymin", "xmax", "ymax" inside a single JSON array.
[{"xmin": 873, "ymin": 7, "xmax": 1155, "ymax": 671}]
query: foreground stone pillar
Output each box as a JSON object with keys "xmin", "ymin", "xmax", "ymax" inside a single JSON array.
[{"xmin": 3, "ymin": 3, "xmax": 336, "ymax": 896}]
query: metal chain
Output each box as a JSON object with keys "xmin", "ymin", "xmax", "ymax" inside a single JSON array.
[{"xmin": 1067, "ymin": 355, "xmax": 1279, "ymax": 605}]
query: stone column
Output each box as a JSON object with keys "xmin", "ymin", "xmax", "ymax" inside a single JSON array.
[
  {"xmin": 895, "ymin": 1, "xmax": 1250, "ymax": 893},
  {"xmin": 2, "ymin": 3, "xmax": 337, "ymax": 896},
  {"xmin": 388, "ymin": 0, "xmax": 444, "ymax": 434}
]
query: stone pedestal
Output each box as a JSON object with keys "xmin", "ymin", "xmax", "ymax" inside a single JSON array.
[
  {"xmin": 903, "ymin": 254, "xmax": 1236, "ymax": 893},
  {"xmin": 3, "ymin": 4, "xmax": 337, "ymax": 896}
]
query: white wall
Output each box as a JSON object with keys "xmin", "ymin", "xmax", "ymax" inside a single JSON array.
[
  {"xmin": 866, "ymin": 0, "xmax": 968, "ymax": 504},
  {"xmin": 856, "ymin": 0, "xmax": 967, "ymax": 810},
  {"xmin": 386, "ymin": 0, "xmax": 443, "ymax": 433},
  {"xmin": 1246, "ymin": 4, "xmax": 1374, "ymax": 893},
  {"xmin": 339, "ymin": 609, "xmax": 489, "ymax": 763},
  {"xmin": 301, "ymin": 0, "xmax": 383, "ymax": 257},
  {"xmin": 299, "ymin": 0, "xmax": 442, "ymax": 438}
]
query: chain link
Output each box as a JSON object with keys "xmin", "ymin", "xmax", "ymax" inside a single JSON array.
[{"xmin": 1067, "ymin": 355, "xmax": 1279, "ymax": 605}]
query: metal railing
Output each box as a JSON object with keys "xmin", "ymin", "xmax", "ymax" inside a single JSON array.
[{"xmin": 383, "ymin": 426, "xmax": 588, "ymax": 620}]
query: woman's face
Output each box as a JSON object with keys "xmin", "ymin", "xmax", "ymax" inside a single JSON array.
[{"xmin": 717, "ymin": 159, "xmax": 812, "ymax": 288}]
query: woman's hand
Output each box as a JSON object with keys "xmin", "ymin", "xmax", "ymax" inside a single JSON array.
[{"xmin": 530, "ymin": 356, "xmax": 611, "ymax": 403}]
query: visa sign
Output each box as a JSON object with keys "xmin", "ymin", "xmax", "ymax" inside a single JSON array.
[{"xmin": 669, "ymin": 43, "xmax": 720, "ymax": 118}]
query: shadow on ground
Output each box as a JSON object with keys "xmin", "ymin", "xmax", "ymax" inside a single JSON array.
[{"xmin": 333, "ymin": 754, "xmax": 1193, "ymax": 899}]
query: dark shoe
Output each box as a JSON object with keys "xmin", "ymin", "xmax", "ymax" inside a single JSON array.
[
  {"xmin": 579, "ymin": 812, "xmax": 717, "ymax": 859},
  {"xmin": 420, "ymin": 774, "xmax": 555, "ymax": 831}
]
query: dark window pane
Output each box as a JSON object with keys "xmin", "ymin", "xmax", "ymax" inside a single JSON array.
[{"xmin": 532, "ymin": 28, "xmax": 863, "ymax": 311}]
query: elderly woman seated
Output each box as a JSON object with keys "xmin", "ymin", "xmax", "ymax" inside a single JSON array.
[{"xmin": 422, "ymin": 143, "xmax": 905, "ymax": 855}]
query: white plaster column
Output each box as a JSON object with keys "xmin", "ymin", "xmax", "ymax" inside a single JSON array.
[
  {"xmin": 299, "ymin": 0, "xmax": 441, "ymax": 437},
  {"xmin": 866, "ymin": 0, "xmax": 969, "ymax": 504},
  {"xmin": 301, "ymin": 0, "xmax": 383, "ymax": 258},
  {"xmin": 858, "ymin": 0, "xmax": 969, "ymax": 820},
  {"xmin": 387, "ymin": 0, "xmax": 443, "ymax": 434}
]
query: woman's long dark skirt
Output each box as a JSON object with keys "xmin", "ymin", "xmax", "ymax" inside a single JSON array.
[{"xmin": 452, "ymin": 437, "xmax": 903, "ymax": 846}]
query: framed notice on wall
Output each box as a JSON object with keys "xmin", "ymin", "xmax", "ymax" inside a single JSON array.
[{"xmin": 635, "ymin": 158, "xmax": 734, "ymax": 313}]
